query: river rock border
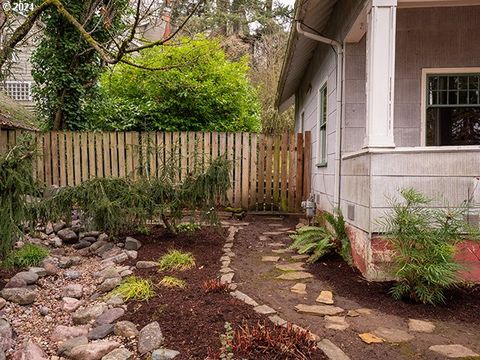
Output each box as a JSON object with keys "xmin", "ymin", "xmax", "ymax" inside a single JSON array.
[{"xmin": 219, "ymin": 223, "xmax": 351, "ymax": 360}]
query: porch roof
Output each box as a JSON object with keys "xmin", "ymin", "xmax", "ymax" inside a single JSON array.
[
  {"xmin": 276, "ymin": 0, "xmax": 338, "ymax": 110},
  {"xmin": 0, "ymin": 92, "xmax": 38, "ymax": 131}
]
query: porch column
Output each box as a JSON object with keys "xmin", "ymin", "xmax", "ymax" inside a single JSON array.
[{"xmin": 364, "ymin": 0, "xmax": 397, "ymax": 148}]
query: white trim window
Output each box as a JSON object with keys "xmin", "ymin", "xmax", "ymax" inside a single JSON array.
[
  {"xmin": 424, "ymin": 70, "xmax": 480, "ymax": 146},
  {"xmin": 317, "ymin": 84, "xmax": 328, "ymax": 166},
  {"xmin": 2, "ymin": 81, "xmax": 32, "ymax": 101}
]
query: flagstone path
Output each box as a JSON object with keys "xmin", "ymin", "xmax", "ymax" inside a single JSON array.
[{"xmin": 229, "ymin": 216, "xmax": 480, "ymax": 360}]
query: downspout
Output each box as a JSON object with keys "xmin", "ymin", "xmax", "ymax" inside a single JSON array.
[{"xmin": 295, "ymin": 22, "xmax": 344, "ymax": 209}]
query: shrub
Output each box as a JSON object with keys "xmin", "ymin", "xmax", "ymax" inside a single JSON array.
[
  {"xmin": 379, "ymin": 188, "xmax": 477, "ymax": 304},
  {"xmin": 159, "ymin": 276, "xmax": 186, "ymax": 288},
  {"xmin": 225, "ymin": 321, "xmax": 317, "ymax": 359},
  {"xmin": 289, "ymin": 210, "xmax": 351, "ymax": 264},
  {"xmin": 176, "ymin": 223, "xmax": 201, "ymax": 233},
  {"xmin": 108, "ymin": 276, "xmax": 155, "ymax": 301},
  {"xmin": 0, "ymin": 138, "xmax": 41, "ymax": 257},
  {"xmin": 3, "ymin": 244, "xmax": 49, "ymax": 268},
  {"xmin": 203, "ymin": 278, "xmax": 228, "ymax": 293},
  {"xmin": 158, "ymin": 250, "xmax": 196, "ymax": 271}
]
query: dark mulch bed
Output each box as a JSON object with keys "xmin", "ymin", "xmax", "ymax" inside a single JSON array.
[
  {"xmin": 309, "ymin": 254, "xmax": 480, "ymax": 324},
  {"xmin": 121, "ymin": 225, "xmax": 326, "ymax": 360}
]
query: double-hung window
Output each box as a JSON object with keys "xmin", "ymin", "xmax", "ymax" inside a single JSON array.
[
  {"xmin": 426, "ymin": 73, "xmax": 480, "ymax": 146},
  {"xmin": 317, "ymin": 85, "xmax": 328, "ymax": 166}
]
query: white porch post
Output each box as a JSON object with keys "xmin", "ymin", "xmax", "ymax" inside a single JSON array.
[{"xmin": 364, "ymin": 0, "xmax": 397, "ymax": 148}]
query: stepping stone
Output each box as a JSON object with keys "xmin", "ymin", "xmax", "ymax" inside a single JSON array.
[
  {"xmin": 268, "ymin": 223, "xmax": 283, "ymax": 227},
  {"xmin": 325, "ymin": 316, "xmax": 349, "ymax": 331},
  {"xmin": 295, "ymin": 304, "xmax": 344, "ymax": 316},
  {"xmin": 220, "ymin": 273, "xmax": 234, "ymax": 284},
  {"xmin": 317, "ymin": 339, "xmax": 351, "ymax": 360},
  {"xmin": 290, "ymin": 283, "xmax": 307, "ymax": 295},
  {"xmin": 276, "ymin": 272, "xmax": 313, "ymax": 280},
  {"xmin": 262, "ymin": 256, "xmax": 280, "ymax": 262},
  {"xmin": 258, "ymin": 236, "xmax": 269, "ymax": 241},
  {"xmin": 272, "ymin": 249, "xmax": 291, "ymax": 254},
  {"xmin": 408, "ymin": 319, "xmax": 436, "ymax": 333},
  {"xmin": 276, "ymin": 262, "xmax": 305, "ymax": 272},
  {"xmin": 291, "ymin": 255, "xmax": 309, "ymax": 260},
  {"xmin": 268, "ymin": 315, "xmax": 287, "ymax": 326},
  {"xmin": 355, "ymin": 308, "xmax": 372, "ymax": 315},
  {"xmin": 278, "ymin": 227, "xmax": 292, "ymax": 231},
  {"xmin": 253, "ymin": 304, "xmax": 276, "ymax": 315},
  {"xmin": 220, "ymin": 267, "xmax": 234, "ymax": 273},
  {"xmin": 268, "ymin": 242, "xmax": 285, "ymax": 247},
  {"xmin": 263, "ymin": 231, "xmax": 283, "ymax": 236},
  {"xmin": 359, "ymin": 333, "xmax": 384, "ymax": 344},
  {"xmin": 372, "ymin": 327, "xmax": 414, "ymax": 343},
  {"xmin": 429, "ymin": 344, "xmax": 479, "ymax": 358},
  {"xmin": 347, "ymin": 310, "xmax": 360, "ymax": 317},
  {"xmin": 316, "ymin": 290, "xmax": 334, "ymax": 304}
]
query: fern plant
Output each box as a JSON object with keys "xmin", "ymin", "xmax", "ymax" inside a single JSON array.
[
  {"xmin": 379, "ymin": 188, "xmax": 477, "ymax": 304},
  {"xmin": 289, "ymin": 226, "xmax": 334, "ymax": 263},
  {"xmin": 324, "ymin": 210, "xmax": 352, "ymax": 264}
]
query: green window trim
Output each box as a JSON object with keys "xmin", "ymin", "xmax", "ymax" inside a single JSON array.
[{"xmin": 317, "ymin": 84, "xmax": 328, "ymax": 167}]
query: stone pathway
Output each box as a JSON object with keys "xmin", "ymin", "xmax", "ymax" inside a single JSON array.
[
  {"xmin": 229, "ymin": 218, "xmax": 480, "ymax": 360},
  {"xmin": 0, "ymin": 218, "xmax": 180, "ymax": 360}
]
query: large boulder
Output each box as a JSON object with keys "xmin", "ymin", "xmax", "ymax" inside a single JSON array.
[
  {"xmin": 124, "ymin": 237, "xmax": 141, "ymax": 251},
  {"xmin": 1, "ymin": 288, "xmax": 36, "ymax": 305},
  {"xmin": 57, "ymin": 228, "xmax": 78, "ymax": 243},
  {"xmin": 138, "ymin": 322, "xmax": 164, "ymax": 355}
]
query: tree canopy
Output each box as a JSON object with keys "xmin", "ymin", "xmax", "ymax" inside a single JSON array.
[{"xmin": 86, "ymin": 37, "xmax": 261, "ymax": 132}]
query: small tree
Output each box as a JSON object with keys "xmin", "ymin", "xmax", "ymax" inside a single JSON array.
[
  {"xmin": 379, "ymin": 188, "xmax": 478, "ymax": 304},
  {"xmin": 86, "ymin": 36, "xmax": 261, "ymax": 132}
]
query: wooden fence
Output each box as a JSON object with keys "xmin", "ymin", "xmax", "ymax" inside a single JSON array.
[{"xmin": 0, "ymin": 130, "xmax": 311, "ymax": 212}]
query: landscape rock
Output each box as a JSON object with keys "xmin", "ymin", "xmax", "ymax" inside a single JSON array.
[
  {"xmin": 101, "ymin": 348, "xmax": 133, "ymax": 360},
  {"xmin": 261, "ymin": 256, "xmax": 280, "ymax": 262},
  {"xmin": 317, "ymin": 339, "xmax": 350, "ymax": 360},
  {"xmin": 0, "ymin": 298, "xmax": 5, "ymax": 310},
  {"xmin": 95, "ymin": 307, "xmax": 125, "ymax": 325},
  {"xmin": 294, "ymin": 304, "xmax": 344, "ymax": 316},
  {"xmin": 63, "ymin": 297, "xmax": 82, "ymax": 312},
  {"xmin": 53, "ymin": 221, "xmax": 66, "ymax": 233},
  {"xmin": 51, "ymin": 325, "xmax": 90, "ymax": 342},
  {"xmin": 152, "ymin": 349, "xmax": 180, "ymax": 360},
  {"xmin": 57, "ymin": 228, "xmax": 78, "ymax": 243},
  {"xmin": 106, "ymin": 296, "xmax": 124, "ymax": 307},
  {"xmin": 253, "ymin": 305, "xmax": 276, "ymax": 315},
  {"xmin": 0, "ymin": 287, "xmax": 37, "ymax": 305},
  {"xmin": 39, "ymin": 306, "xmax": 49, "ymax": 316},
  {"xmin": 4, "ymin": 277, "xmax": 27, "ymax": 289},
  {"xmin": 0, "ymin": 319, "xmax": 13, "ymax": 350},
  {"xmin": 73, "ymin": 303, "xmax": 107, "ymax": 325},
  {"xmin": 95, "ymin": 243, "xmax": 114, "ymax": 256},
  {"xmin": 358, "ymin": 333, "xmax": 384, "ymax": 344},
  {"xmin": 138, "ymin": 322, "xmax": 164, "ymax": 354},
  {"xmin": 107, "ymin": 253, "xmax": 128, "ymax": 264},
  {"xmin": 125, "ymin": 251, "xmax": 137, "ymax": 260},
  {"xmin": 316, "ymin": 290, "xmax": 334, "ymax": 305},
  {"xmin": 12, "ymin": 271, "xmax": 39, "ymax": 285},
  {"xmin": 57, "ymin": 336, "xmax": 88, "ymax": 357},
  {"xmin": 64, "ymin": 270, "xmax": 81, "ymax": 280},
  {"xmin": 88, "ymin": 324, "xmax": 114, "ymax": 340},
  {"xmin": 114, "ymin": 321, "xmax": 138, "ymax": 338},
  {"xmin": 43, "ymin": 262, "xmax": 58, "ymax": 275},
  {"xmin": 124, "ymin": 237, "xmax": 142, "ymax": 250},
  {"xmin": 28, "ymin": 267, "xmax": 47, "ymax": 277},
  {"xmin": 136, "ymin": 261, "xmax": 158, "ymax": 269},
  {"xmin": 324, "ymin": 316, "xmax": 349, "ymax": 331},
  {"xmin": 45, "ymin": 222, "xmax": 54, "ymax": 235},
  {"xmin": 220, "ymin": 273, "xmax": 234, "ymax": 284},
  {"xmin": 58, "ymin": 257, "xmax": 74, "ymax": 269},
  {"xmin": 63, "ymin": 284, "xmax": 83, "ymax": 299},
  {"xmin": 230, "ymin": 290, "xmax": 259, "ymax": 306},
  {"xmin": 83, "ymin": 237, "xmax": 97, "ymax": 244},
  {"xmin": 11, "ymin": 340, "xmax": 47, "ymax": 360},
  {"xmin": 429, "ymin": 344, "xmax": 479, "ymax": 358},
  {"xmin": 97, "ymin": 233, "xmax": 109, "ymax": 242},
  {"xmin": 275, "ymin": 262, "xmax": 305, "ymax": 272},
  {"xmin": 73, "ymin": 240, "xmax": 91, "ymax": 250},
  {"xmin": 98, "ymin": 277, "xmax": 121, "ymax": 293},
  {"xmin": 69, "ymin": 341, "xmax": 120, "ymax": 360},
  {"xmin": 408, "ymin": 319, "xmax": 436, "ymax": 333},
  {"xmin": 372, "ymin": 327, "xmax": 415, "ymax": 343},
  {"xmin": 90, "ymin": 241, "xmax": 108, "ymax": 253}
]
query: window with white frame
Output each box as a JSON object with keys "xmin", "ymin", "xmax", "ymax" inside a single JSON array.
[
  {"xmin": 426, "ymin": 73, "xmax": 480, "ymax": 146},
  {"xmin": 2, "ymin": 81, "xmax": 32, "ymax": 101},
  {"xmin": 317, "ymin": 85, "xmax": 328, "ymax": 166}
]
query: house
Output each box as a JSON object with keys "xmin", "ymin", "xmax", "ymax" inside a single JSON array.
[
  {"xmin": 277, "ymin": 0, "xmax": 480, "ymax": 281},
  {"xmin": 0, "ymin": 91, "xmax": 38, "ymax": 131}
]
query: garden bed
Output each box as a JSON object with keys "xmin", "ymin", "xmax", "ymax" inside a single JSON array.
[{"xmin": 121, "ymin": 225, "xmax": 326, "ymax": 359}]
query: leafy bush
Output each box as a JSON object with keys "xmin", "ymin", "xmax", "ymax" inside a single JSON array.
[
  {"xmin": 289, "ymin": 210, "xmax": 350, "ymax": 264},
  {"xmin": 158, "ymin": 250, "xmax": 196, "ymax": 271},
  {"xmin": 87, "ymin": 36, "xmax": 261, "ymax": 132},
  {"xmin": 379, "ymin": 188, "xmax": 477, "ymax": 304},
  {"xmin": 0, "ymin": 138, "xmax": 41, "ymax": 257},
  {"xmin": 159, "ymin": 276, "xmax": 186, "ymax": 288},
  {"xmin": 108, "ymin": 276, "xmax": 155, "ymax": 301},
  {"xmin": 3, "ymin": 244, "xmax": 49, "ymax": 268}
]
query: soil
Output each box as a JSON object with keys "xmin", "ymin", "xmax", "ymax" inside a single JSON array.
[
  {"xmin": 232, "ymin": 215, "xmax": 480, "ymax": 360},
  {"xmin": 121, "ymin": 225, "xmax": 326, "ymax": 360}
]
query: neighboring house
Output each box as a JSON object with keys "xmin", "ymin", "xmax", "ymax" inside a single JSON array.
[
  {"xmin": 0, "ymin": 91, "xmax": 38, "ymax": 131},
  {"xmin": 277, "ymin": 0, "xmax": 480, "ymax": 281}
]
